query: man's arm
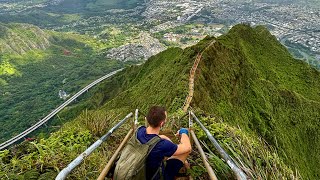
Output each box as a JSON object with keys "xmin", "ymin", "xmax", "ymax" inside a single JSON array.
[
  {"xmin": 159, "ymin": 135, "xmax": 172, "ymax": 142},
  {"xmin": 173, "ymin": 129, "xmax": 192, "ymax": 156}
]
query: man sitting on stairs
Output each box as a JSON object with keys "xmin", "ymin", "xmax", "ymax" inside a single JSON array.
[
  {"xmin": 138, "ymin": 106, "xmax": 192, "ymax": 180},
  {"xmin": 113, "ymin": 106, "xmax": 192, "ymax": 180}
]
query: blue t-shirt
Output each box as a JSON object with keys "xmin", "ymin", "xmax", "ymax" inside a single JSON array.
[{"xmin": 137, "ymin": 126, "xmax": 178, "ymax": 179}]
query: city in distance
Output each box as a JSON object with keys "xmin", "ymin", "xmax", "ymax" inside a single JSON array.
[{"xmin": 0, "ymin": 0, "xmax": 319, "ymax": 66}]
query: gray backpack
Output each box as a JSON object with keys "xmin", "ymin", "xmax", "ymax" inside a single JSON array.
[{"xmin": 113, "ymin": 128, "xmax": 161, "ymax": 180}]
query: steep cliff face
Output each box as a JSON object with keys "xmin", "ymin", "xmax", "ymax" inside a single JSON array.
[{"xmin": 192, "ymin": 24, "xmax": 320, "ymax": 179}]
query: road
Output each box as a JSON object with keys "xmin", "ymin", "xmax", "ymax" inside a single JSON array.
[{"xmin": 0, "ymin": 68, "xmax": 123, "ymax": 151}]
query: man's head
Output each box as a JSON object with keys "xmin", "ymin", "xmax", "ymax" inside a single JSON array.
[{"xmin": 146, "ymin": 106, "xmax": 167, "ymax": 128}]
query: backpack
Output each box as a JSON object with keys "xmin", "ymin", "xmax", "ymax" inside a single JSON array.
[{"xmin": 113, "ymin": 127, "xmax": 161, "ymax": 180}]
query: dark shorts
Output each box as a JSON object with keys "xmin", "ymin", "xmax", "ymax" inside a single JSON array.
[{"xmin": 164, "ymin": 158, "xmax": 184, "ymax": 180}]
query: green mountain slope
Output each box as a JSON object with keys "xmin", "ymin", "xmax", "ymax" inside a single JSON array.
[
  {"xmin": 0, "ymin": 23, "xmax": 127, "ymax": 142},
  {"xmin": 90, "ymin": 24, "xmax": 320, "ymax": 179},
  {"xmin": 0, "ymin": 23, "xmax": 50, "ymax": 55},
  {"xmin": 0, "ymin": 24, "xmax": 319, "ymax": 179},
  {"xmin": 192, "ymin": 24, "xmax": 320, "ymax": 179}
]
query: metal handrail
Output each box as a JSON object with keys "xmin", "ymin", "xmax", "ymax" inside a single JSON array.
[
  {"xmin": 190, "ymin": 111, "xmax": 247, "ymax": 180},
  {"xmin": 134, "ymin": 109, "xmax": 139, "ymax": 126},
  {"xmin": 55, "ymin": 112, "xmax": 133, "ymax": 180},
  {"xmin": 97, "ymin": 129, "xmax": 133, "ymax": 180},
  {"xmin": 189, "ymin": 112, "xmax": 218, "ymax": 180},
  {"xmin": 97, "ymin": 109, "xmax": 139, "ymax": 180}
]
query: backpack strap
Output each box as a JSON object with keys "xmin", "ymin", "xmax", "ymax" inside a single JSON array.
[
  {"xmin": 146, "ymin": 136, "xmax": 161, "ymax": 180},
  {"xmin": 146, "ymin": 135, "xmax": 161, "ymax": 145},
  {"xmin": 134, "ymin": 126, "xmax": 144, "ymax": 140},
  {"xmin": 146, "ymin": 135, "xmax": 161, "ymax": 154},
  {"xmin": 134, "ymin": 125, "xmax": 161, "ymax": 156},
  {"xmin": 151, "ymin": 165, "xmax": 162, "ymax": 180},
  {"xmin": 134, "ymin": 126, "xmax": 161, "ymax": 148}
]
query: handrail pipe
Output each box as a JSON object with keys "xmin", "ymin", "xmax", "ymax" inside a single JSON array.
[
  {"xmin": 190, "ymin": 111, "xmax": 247, "ymax": 180},
  {"xmin": 55, "ymin": 112, "xmax": 133, "ymax": 180},
  {"xmin": 189, "ymin": 112, "xmax": 218, "ymax": 180}
]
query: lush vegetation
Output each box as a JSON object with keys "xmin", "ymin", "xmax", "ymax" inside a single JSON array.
[
  {"xmin": 1, "ymin": 24, "xmax": 319, "ymax": 179},
  {"xmin": 193, "ymin": 24, "xmax": 320, "ymax": 179},
  {"xmin": 191, "ymin": 113, "xmax": 298, "ymax": 179},
  {"xmin": 0, "ymin": 23, "xmax": 131, "ymax": 142},
  {"xmin": 97, "ymin": 25, "xmax": 140, "ymax": 50},
  {"xmin": 0, "ymin": 109, "xmax": 132, "ymax": 179},
  {"xmin": 0, "ymin": 33, "xmax": 196, "ymax": 179}
]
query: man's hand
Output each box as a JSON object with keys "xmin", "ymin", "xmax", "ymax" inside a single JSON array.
[
  {"xmin": 173, "ymin": 127, "xmax": 192, "ymax": 156},
  {"xmin": 179, "ymin": 128, "xmax": 189, "ymax": 136},
  {"xmin": 175, "ymin": 128, "xmax": 189, "ymax": 137}
]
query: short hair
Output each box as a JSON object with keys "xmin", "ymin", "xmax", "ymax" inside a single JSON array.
[{"xmin": 146, "ymin": 106, "xmax": 166, "ymax": 128}]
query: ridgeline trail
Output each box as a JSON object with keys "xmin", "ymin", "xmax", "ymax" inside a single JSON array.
[
  {"xmin": 2, "ymin": 39, "xmax": 247, "ymax": 180},
  {"xmin": 183, "ymin": 40, "xmax": 216, "ymax": 112},
  {"xmin": 55, "ymin": 40, "xmax": 247, "ymax": 180}
]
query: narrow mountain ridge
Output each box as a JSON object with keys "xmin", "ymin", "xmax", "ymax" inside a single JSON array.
[
  {"xmin": 0, "ymin": 24, "xmax": 319, "ymax": 179},
  {"xmin": 193, "ymin": 24, "xmax": 320, "ymax": 179},
  {"xmin": 55, "ymin": 25, "xmax": 320, "ymax": 179}
]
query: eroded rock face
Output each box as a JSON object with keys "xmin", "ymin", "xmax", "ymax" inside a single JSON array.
[
  {"xmin": 0, "ymin": 23, "xmax": 50, "ymax": 55},
  {"xmin": 106, "ymin": 32, "xmax": 165, "ymax": 62}
]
